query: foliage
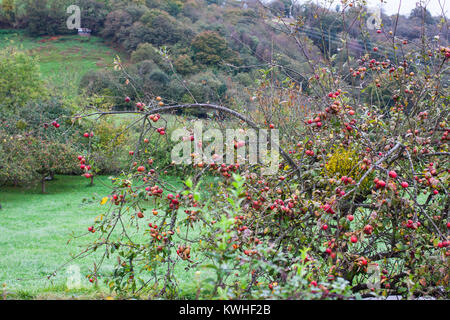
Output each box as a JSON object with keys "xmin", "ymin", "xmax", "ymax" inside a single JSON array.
[
  {"xmin": 0, "ymin": 131, "xmax": 77, "ymax": 189},
  {"xmin": 2, "ymin": 0, "xmax": 449, "ymax": 301},
  {"xmin": 324, "ymin": 146, "xmax": 373, "ymax": 192},
  {"xmin": 66, "ymin": 2, "xmax": 449, "ymax": 301},
  {"xmin": 22, "ymin": 0, "xmax": 71, "ymax": 36},
  {"xmin": 0, "ymin": 0, "xmax": 16, "ymax": 26},
  {"xmin": 124, "ymin": 9, "xmax": 191, "ymax": 50},
  {"xmin": 173, "ymin": 54, "xmax": 196, "ymax": 75},
  {"xmin": 0, "ymin": 131, "xmax": 38, "ymax": 186},
  {"xmin": 79, "ymin": 118, "xmax": 130, "ymax": 174},
  {"xmin": 0, "ymin": 47, "xmax": 46, "ymax": 115},
  {"xmin": 131, "ymin": 42, "xmax": 163, "ymax": 64},
  {"xmin": 191, "ymin": 30, "xmax": 232, "ymax": 66},
  {"xmin": 74, "ymin": 0, "xmax": 110, "ymax": 34},
  {"xmin": 101, "ymin": 9, "xmax": 134, "ymax": 42},
  {"xmin": 409, "ymin": 6, "xmax": 434, "ymax": 25}
]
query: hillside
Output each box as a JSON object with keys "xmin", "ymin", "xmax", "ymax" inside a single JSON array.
[
  {"xmin": 1, "ymin": 0, "xmax": 448, "ymax": 108},
  {"xmin": 0, "ymin": 30, "xmax": 122, "ymax": 96}
]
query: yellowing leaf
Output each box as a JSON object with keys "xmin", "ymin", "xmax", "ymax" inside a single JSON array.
[{"xmin": 100, "ymin": 197, "xmax": 109, "ymax": 205}]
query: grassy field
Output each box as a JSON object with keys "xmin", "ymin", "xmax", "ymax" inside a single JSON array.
[
  {"xmin": 0, "ymin": 30, "xmax": 122, "ymax": 97},
  {"xmin": 0, "ymin": 174, "xmax": 206, "ymax": 299}
]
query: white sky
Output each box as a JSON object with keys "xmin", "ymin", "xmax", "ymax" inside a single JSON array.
[{"xmin": 285, "ymin": 0, "xmax": 448, "ymax": 17}]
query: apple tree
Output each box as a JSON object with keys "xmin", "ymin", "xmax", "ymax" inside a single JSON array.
[{"xmin": 57, "ymin": 2, "xmax": 449, "ymax": 299}]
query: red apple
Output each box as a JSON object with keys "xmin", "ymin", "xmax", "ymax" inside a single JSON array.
[
  {"xmin": 377, "ymin": 180, "xmax": 386, "ymax": 188},
  {"xmin": 388, "ymin": 170, "xmax": 397, "ymax": 178},
  {"xmin": 364, "ymin": 224, "xmax": 373, "ymax": 235}
]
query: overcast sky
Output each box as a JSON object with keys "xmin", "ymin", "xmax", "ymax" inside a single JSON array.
[{"xmin": 290, "ymin": 0, "xmax": 448, "ymax": 17}]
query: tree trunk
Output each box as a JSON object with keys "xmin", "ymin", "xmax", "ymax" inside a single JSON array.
[
  {"xmin": 41, "ymin": 177, "xmax": 46, "ymax": 194},
  {"xmin": 90, "ymin": 175, "xmax": 94, "ymax": 186}
]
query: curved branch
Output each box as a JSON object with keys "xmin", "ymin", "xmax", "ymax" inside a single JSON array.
[{"xmin": 76, "ymin": 103, "xmax": 302, "ymax": 176}]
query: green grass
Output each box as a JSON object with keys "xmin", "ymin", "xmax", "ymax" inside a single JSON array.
[
  {"xmin": 0, "ymin": 175, "xmax": 117, "ymax": 298},
  {"xmin": 0, "ymin": 30, "xmax": 123, "ymax": 97},
  {"xmin": 0, "ymin": 174, "xmax": 206, "ymax": 299}
]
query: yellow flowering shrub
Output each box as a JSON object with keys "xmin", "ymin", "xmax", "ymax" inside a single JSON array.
[{"xmin": 324, "ymin": 146, "xmax": 372, "ymax": 191}]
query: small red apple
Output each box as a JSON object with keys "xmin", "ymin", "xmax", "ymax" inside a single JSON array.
[
  {"xmin": 377, "ymin": 180, "xmax": 386, "ymax": 188},
  {"xmin": 388, "ymin": 170, "xmax": 397, "ymax": 179},
  {"xmin": 364, "ymin": 224, "xmax": 373, "ymax": 235}
]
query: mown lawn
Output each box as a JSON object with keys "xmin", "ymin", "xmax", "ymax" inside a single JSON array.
[
  {"xmin": 0, "ymin": 30, "xmax": 123, "ymax": 97},
  {"xmin": 0, "ymin": 174, "xmax": 205, "ymax": 299}
]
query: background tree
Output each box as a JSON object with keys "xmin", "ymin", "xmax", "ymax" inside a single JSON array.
[
  {"xmin": 0, "ymin": 0, "xmax": 16, "ymax": 27},
  {"xmin": 0, "ymin": 47, "xmax": 46, "ymax": 116},
  {"xmin": 74, "ymin": 0, "xmax": 109, "ymax": 34},
  {"xmin": 23, "ymin": 0, "xmax": 69, "ymax": 36},
  {"xmin": 410, "ymin": 6, "xmax": 435, "ymax": 25},
  {"xmin": 31, "ymin": 139, "xmax": 78, "ymax": 193},
  {"xmin": 191, "ymin": 30, "xmax": 232, "ymax": 66}
]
